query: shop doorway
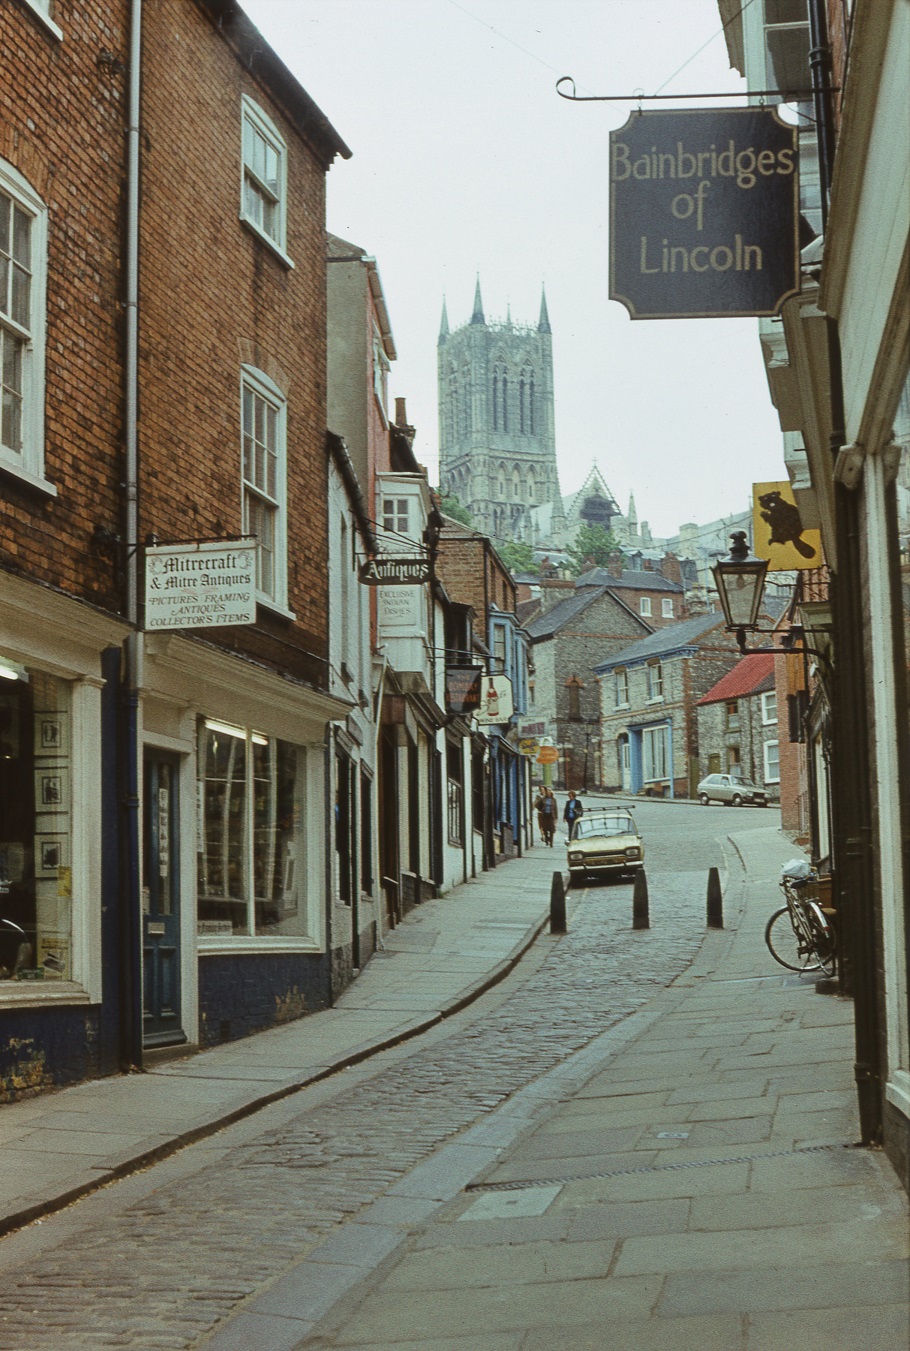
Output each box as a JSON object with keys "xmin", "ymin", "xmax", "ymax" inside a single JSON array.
[{"xmin": 142, "ymin": 750, "xmax": 186, "ymax": 1048}]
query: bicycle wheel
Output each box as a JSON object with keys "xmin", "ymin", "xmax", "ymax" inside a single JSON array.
[
  {"xmin": 806, "ymin": 901, "xmax": 837, "ymax": 977},
  {"xmin": 764, "ymin": 907, "xmax": 821, "ymax": 972}
]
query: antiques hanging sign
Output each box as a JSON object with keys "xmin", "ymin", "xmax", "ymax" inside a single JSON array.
[
  {"xmin": 610, "ymin": 107, "xmax": 800, "ymax": 319},
  {"xmin": 145, "ymin": 542, "xmax": 257, "ymax": 630}
]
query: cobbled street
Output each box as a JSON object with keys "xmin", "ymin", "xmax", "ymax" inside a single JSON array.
[{"xmin": 0, "ymin": 804, "xmax": 771, "ymax": 1349}]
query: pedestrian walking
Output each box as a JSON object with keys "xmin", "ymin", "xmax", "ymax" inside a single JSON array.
[
  {"xmin": 534, "ymin": 786, "xmax": 557, "ymax": 846},
  {"xmin": 564, "ymin": 790, "xmax": 584, "ymax": 841}
]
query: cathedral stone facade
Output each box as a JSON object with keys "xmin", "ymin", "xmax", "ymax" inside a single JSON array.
[{"xmin": 438, "ymin": 282, "xmax": 565, "ymax": 543}]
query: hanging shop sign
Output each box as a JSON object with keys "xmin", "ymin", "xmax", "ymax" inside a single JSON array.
[
  {"xmin": 752, "ymin": 481, "xmax": 824, "ymax": 571},
  {"xmin": 519, "ymin": 721, "xmax": 546, "ymax": 738},
  {"xmin": 519, "ymin": 738, "xmax": 540, "ymax": 757},
  {"xmin": 610, "ymin": 106, "xmax": 799, "ymax": 319},
  {"xmin": 474, "ymin": 674, "xmax": 515, "ymax": 726},
  {"xmin": 445, "ymin": 666, "xmax": 484, "ymax": 717},
  {"xmin": 536, "ymin": 745, "xmax": 559, "ymax": 765},
  {"xmin": 145, "ymin": 541, "xmax": 257, "ymax": 630},
  {"xmin": 360, "ymin": 556, "xmax": 430, "ymax": 586}
]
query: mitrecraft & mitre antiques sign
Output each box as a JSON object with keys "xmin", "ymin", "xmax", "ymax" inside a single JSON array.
[
  {"xmin": 610, "ymin": 107, "xmax": 799, "ymax": 319},
  {"xmin": 145, "ymin": 541, "xmax": 257, "ymax": 630}
]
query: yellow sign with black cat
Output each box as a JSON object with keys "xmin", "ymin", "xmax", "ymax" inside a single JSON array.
[{"xmin": 752, "ymin": 481, "xmax": 824, "ymax": 571}]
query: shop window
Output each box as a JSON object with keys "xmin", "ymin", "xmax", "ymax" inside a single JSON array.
[
  {"xmin": 642, "ymin": 723, "xmax": 669, "ymax": 782},
  {"xmin": 447, "ymin": 742, "xmax": 463, "ymax": 846},
  {"xmin": 0, "ymin": 664, "xmax": 73, "ymax": 983},
  {"xmin": 360, "ymin": 770, "xmax": 373, "ymax": 893},
  {"xmin": 197, "ymin": 720, "xmax": 306, "ymax": 938}
]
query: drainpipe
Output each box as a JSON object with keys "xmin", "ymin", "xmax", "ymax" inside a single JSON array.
[{"xmin": 120, "ymin": 0, "xmax": 143, "ymax": 1071}]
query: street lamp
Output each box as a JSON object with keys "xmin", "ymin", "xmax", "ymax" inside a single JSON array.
[{"xmin": 711, "ymin": 532, "xmax": 769, "ymax": 648}]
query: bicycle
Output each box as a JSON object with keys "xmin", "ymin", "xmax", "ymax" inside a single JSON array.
[{"xmin": 765, "ymin": 868, "xmax": 836, "ymax": 977}]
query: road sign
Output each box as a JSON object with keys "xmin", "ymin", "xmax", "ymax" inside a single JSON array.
[{"xmin": 536, "ymin": 745, "xmax": 559, "ymax": 765}]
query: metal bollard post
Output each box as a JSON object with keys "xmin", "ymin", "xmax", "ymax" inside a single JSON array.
[
  {"xmin": 632, "ymin": 869, "xmax": 650, "ymax": 929},
  {"xmin": 550, "ymin": 871, "xmax": 567, "ymax": 934},
  {"xmin": 706, "ymin": 866, "xmax": 723, "ymax": 928}
]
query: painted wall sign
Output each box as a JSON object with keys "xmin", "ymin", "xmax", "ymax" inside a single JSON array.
[
  {"xmin": 445, "ymin": 666, "xmax": 483, "ymax": 716},
  {"xmin": 360, "ymin": 556, "xmax": 430, "ymax": 585},
  {"xmin": 474, "ymin": 675, "xmax": 515, "ymax": 726},
  {"xmin": 145, "ymin": 542, "xmax": 256, "ymax": 630},
  {"xmin": 610, "ymin": 107, "xmax": 799, "ymax": 319},
  {"xmin": 752, "ymin": 480, "xmax": 824, "ymax": 571}
]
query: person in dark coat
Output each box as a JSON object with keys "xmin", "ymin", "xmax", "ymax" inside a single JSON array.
[
  {"xmin": 534, "ymin": 786, "xmax": 557, "ymax": 846},
  {"xmin": 564, "ymin": 790, "xmax": 584, "ymax": 840}
]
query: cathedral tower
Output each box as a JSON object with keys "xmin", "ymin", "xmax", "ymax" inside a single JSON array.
[{"xmin": 438, "ymin": 282, "xmax": 564, "ymax": 543}]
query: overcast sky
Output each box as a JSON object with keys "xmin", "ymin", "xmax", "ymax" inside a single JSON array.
[{"xmin": 241, "ymin": 0, "xmax": 787, "ymax": 539}]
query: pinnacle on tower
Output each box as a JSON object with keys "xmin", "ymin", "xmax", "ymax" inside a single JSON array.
[
  {"xmin": 470, "ymin": 276, "xmax": 485, "ymax": 325},
  {"xmin": 439, "ymin": 297, "xmax": 449, "ymax": 345},
  {"xmin": 538, "ymin": 285, "xmax": 551, "ymax": 333}
]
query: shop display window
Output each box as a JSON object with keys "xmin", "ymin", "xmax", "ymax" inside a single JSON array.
[
  {"xmin": 197, "ymin": 719, "xmax": 305, "ymax": 937},
  {"xmin": 0, "ymin": 660, "xmax": 73, "ymax": 982}
]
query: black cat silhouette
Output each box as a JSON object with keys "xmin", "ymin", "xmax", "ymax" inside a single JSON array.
[{"xmin": 757, "ymin": 490, "xmax": 816, "ymax": 559}]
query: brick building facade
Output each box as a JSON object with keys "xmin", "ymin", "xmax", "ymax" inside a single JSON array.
[{"xmin": 0, "ymin": 0, "xmax": 353, "ymax": 1096}]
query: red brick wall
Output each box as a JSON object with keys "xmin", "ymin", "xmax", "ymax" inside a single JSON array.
[
  {"xmin": 0, "ymin": 0, "xmax": 129, "ymax": 613},
  {"xmin": 435, "ymin": 534, "xmax": 487, "ymax": 619},
  {"xmin": 138, "ymin": 0, "xmax": 330, "ymax": 682}
]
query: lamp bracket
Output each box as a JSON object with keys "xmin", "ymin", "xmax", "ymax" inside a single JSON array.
[{"xmin": 833, "ymin": 442, "xmax": 864, "ymax": 490}]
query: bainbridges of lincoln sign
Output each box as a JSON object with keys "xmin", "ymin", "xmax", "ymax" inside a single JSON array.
[{"xmin": 610, "ymin": 107, "xmax": 800, "ymax": 320}]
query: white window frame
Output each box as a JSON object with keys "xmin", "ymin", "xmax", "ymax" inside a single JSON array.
[
  {"xmin": 642, "ymin": 723, "xmax": 669, "ymax": 783},
  {"xmin": 0, "ymin": 159, "xmax": 53, "ymax": 496},
  {"xmin": 646, "ymin": 660, "xmax": 663, "ymax": 702},
  {"xmin": 382, "ymin": 496, "xmax": 410, "ymax": 538},
  {"xmin": 761, "ymin": 690, "xmax": 778, "ymax": 725},
  {"xmin": 763, "ymin": 738, "xmax": 780, "ymax": 784},
  {"xmin": 241, "ymin": 365, "xmax": 290, "ymax": 615},
  {"xmin": 614, "ymin": 668, "xmax": 629, "ymax": 708},
  {"xmin": 240, "ymin": 96, "xmax": 293, "ymax": 267},
  {"xmin": 661, "ymin": 597, "xmax": 674, "ymax": 618},
  {"xmin": 21, "ymin": 0, "xmax": 63, "ymax": 40},
  {"xmin": 640, "ymin": 596, "xmax": 652, "ymax": 617}
]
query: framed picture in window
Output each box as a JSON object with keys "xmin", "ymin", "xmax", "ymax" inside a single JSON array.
[
  {"xmin": 34, "ymin": 768, "xmax": 69, "ymax": 814},
  {"xmin": 35, "ymin": 834, "xmax": 69, "ymax": 879},
  {"xmin": 34, "ymin": 713, "xmax": 67, "ymax": 758}
]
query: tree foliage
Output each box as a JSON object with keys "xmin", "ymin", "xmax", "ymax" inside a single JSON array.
[
  {"xmin": 567, "ymin": 524, "xmax": 621, "ymax": 577},
  {"xmin": 438, "ymin": 491, "xmax": 473, "ymax": 526},
  {"xmin": 496, "ymin": 540, "xmax": 537, "ymax": 575}
]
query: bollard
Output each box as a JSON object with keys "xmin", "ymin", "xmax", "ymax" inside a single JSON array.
[
  {"xmin": 632, "ymin": 869, "xmax": 650, "ymax": 929},
  {"xmin": 550, "ymin": 871, "xmax": 567, "ymax": 934},
  {"xmin": 706, "ymin": 866, "xmax": 723, "ymax": 928}
]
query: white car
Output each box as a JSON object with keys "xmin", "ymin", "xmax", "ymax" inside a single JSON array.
[{"xmin": 697, "ymin": 773, "xmax": 768, "ymax": 807}]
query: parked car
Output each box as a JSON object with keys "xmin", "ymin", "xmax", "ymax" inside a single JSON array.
[
  {"xmin": 697, "ymin": 773, "xmax": 768, "ymax": 807},
  {"xmin": 566, "ymin": 810, "xmax": 644, "ymax": 885}
]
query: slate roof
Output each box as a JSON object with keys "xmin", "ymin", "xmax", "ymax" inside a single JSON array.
[
  {"xmin": 593, "ymin": 610, "xmax": 725, "ymax": 673},
  {"xmin": 576, "ymin": 567, "xmax": 683, "ymax": 593},
  {"xmin": 526, "ymin": 587, "xmax": 604, "ymax": 640},
  {"xmin": 697, "ymin": 652, "xmax": 776, "ymax": 705}
]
